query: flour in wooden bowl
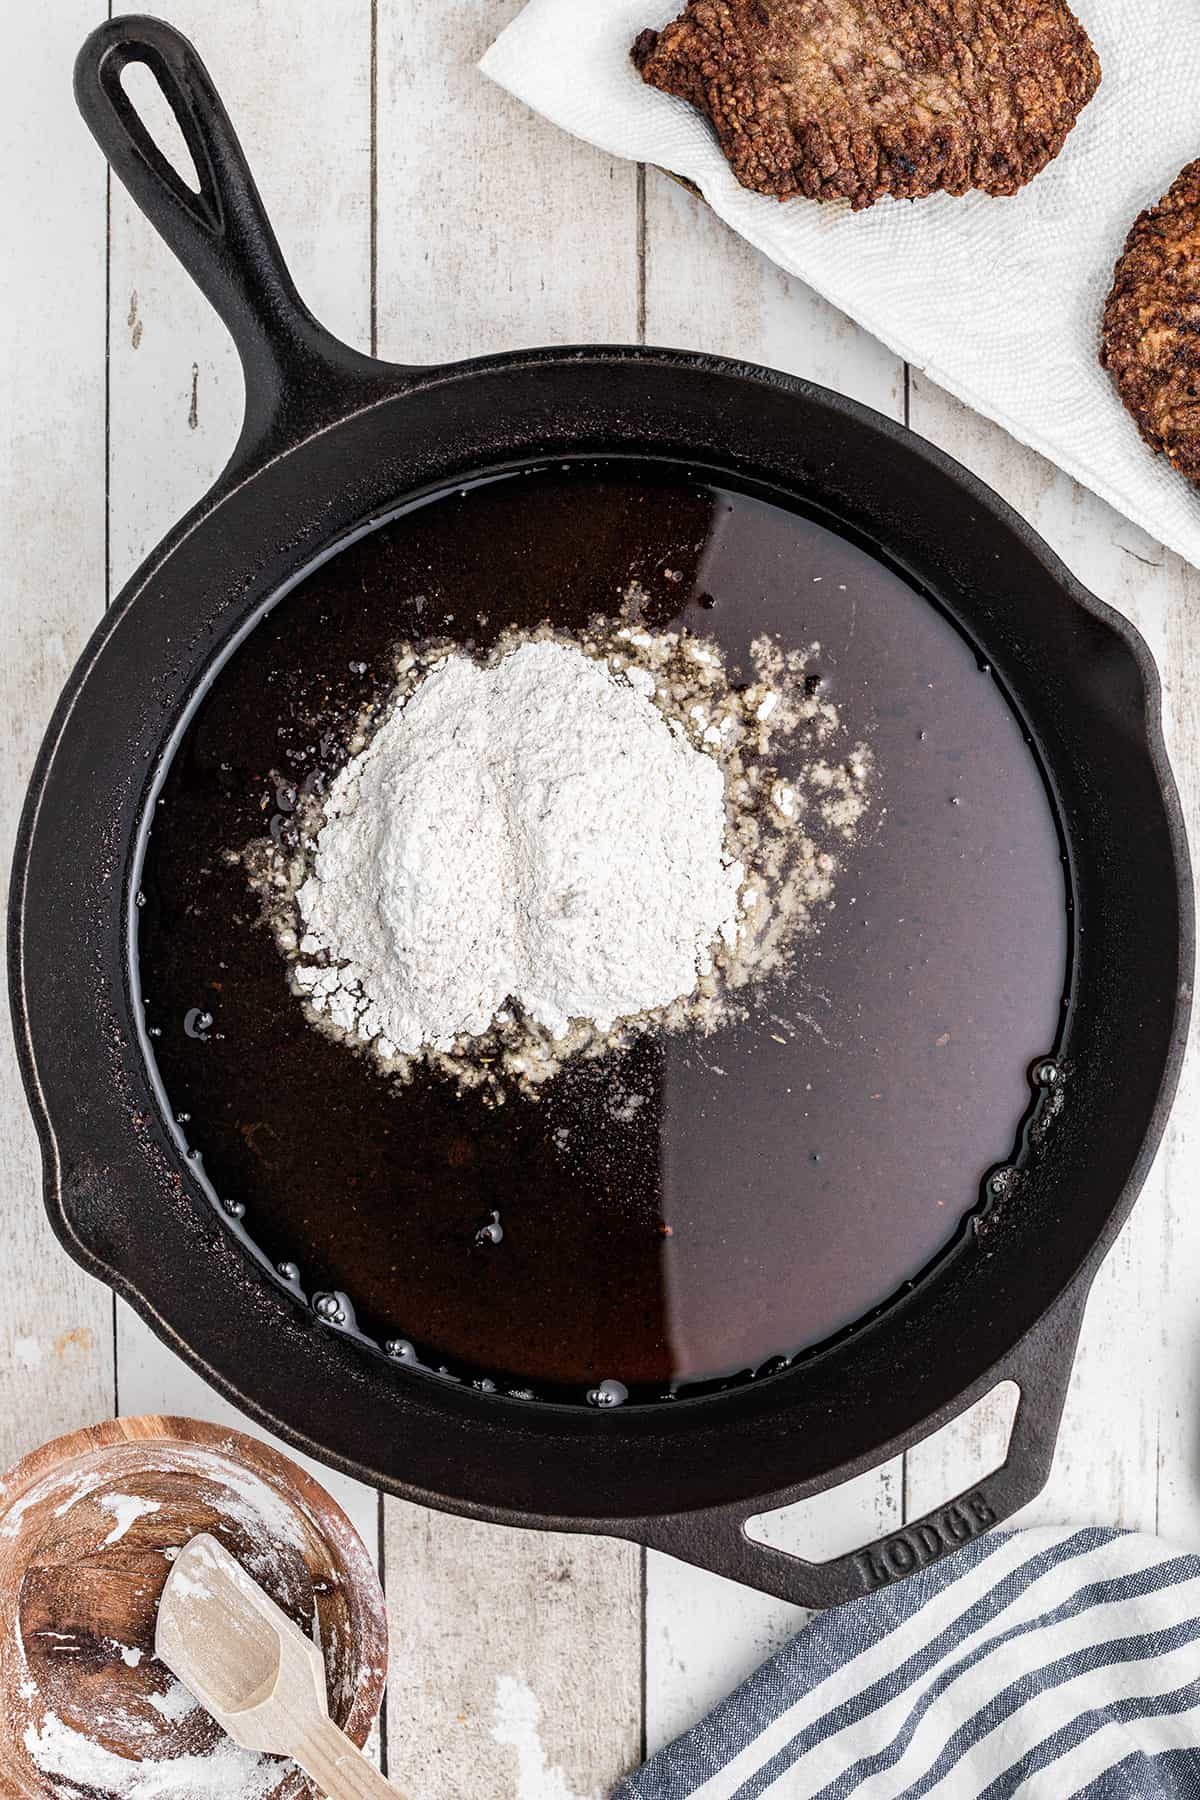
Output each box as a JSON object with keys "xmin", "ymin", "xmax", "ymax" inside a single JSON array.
[
  {"xmin": 24, "ymin": 1710, "xmax": 280, "ymax": 1799},
  {"xmin": 1, "ymin": 1424, "xmax": 386, "ymax": 1800}
]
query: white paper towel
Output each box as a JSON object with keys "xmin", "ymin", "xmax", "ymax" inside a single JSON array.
[{"xmin": 482, "ymin": 0, "xmax": 1200, "ymax": 570}]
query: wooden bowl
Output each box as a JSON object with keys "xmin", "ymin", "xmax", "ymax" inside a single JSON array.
[{"xmin": 0, "ymin": 1416, "xmax": 388, "ymax": 1799}]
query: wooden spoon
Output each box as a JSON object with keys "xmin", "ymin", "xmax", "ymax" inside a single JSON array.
[{"xmin": 158, "ymin": 1534, "xmax": 402, "ymax": 1800}]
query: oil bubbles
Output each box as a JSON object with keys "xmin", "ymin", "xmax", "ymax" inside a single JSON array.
[{"xmin": 586, "ymin": 1378, "xmax": 629, "ymax": 1409}]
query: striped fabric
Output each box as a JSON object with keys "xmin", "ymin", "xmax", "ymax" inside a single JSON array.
[{"xmin": 615, "ymin": 1528, "xmax": 1200, "ymax": 1800}]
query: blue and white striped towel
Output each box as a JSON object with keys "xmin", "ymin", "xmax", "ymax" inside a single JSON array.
[{"xmin": 615, "ymin": 1527, "xmax": 1200, "ymax": 1799}]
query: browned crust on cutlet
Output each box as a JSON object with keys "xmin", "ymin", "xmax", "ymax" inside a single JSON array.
[
  {"xmin": 632, "ymin": 0, "xmax": 1101, "ymax": 210},
  {"xmin": 1102, "ymin": 162, "xmax": 1200, "ymax": 484}
]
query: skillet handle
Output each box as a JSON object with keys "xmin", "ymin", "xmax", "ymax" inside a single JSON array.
[
  {"xmin": 638, "ymin": 1281, "xmax": 1086, "ymax": 1612},
  {"xmin": 73, "ymin": 15, "xmax": 399, "ymax": 470}
]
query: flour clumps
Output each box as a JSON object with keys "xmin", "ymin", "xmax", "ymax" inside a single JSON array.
[
  {"xmin": 250, "ymin": 621, "xmax": 873, "ymax": 1091},
  {"xmin": 291, "ymin": 641, "xmax": 743, "ymax": 1052}
]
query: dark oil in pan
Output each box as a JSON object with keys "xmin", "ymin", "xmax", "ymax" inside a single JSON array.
[{"xmin": 136, "ymin": 461, "xmax": 1069, "ymax": 1404}]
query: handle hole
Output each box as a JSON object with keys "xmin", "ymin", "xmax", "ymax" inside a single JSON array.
[
  {"xmin": 745, "ymin": 1458, "xmax": 904, "ymax": 1565},
  {"xmin": 743, "ymin": 1381, "xmax": 1020, "ymax": 1565},
  {"xmin": 120, "ymin": 61, "xmax": 203, "ymax": 199},
  {"xmin": 904, "ymin": 1378, "xmax": 1020, "ymax": 1517}
]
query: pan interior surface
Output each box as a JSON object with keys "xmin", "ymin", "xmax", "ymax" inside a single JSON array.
[{"xmin": 134, "ymin": 457, "xmax": 1070, "ymax": 1406}]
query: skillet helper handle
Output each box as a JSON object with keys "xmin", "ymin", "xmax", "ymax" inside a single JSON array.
[
  {"xmin": 643, "ymin": 1282, "xmax": 1085, "ymax": 1612},
  {"xmin": 73, "ymin": 15, "xmax": 392, "ymax": 465}
]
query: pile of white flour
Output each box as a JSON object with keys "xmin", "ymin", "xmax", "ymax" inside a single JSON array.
[{"xmin": 290, "ymin": 641, "xmax": 744, "ymax": 1056}]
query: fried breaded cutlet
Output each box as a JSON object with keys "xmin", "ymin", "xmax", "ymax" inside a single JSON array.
[
  {"xmin": 632, "ymin": 0, "xmax": 1101, "ymax": 210},
  {"xmin": 1102, "ymin": 164, "xmax": 1200, "ymax": 484}
]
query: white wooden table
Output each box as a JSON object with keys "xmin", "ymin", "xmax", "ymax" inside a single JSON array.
[{"xmin": 5, "ymin": 5, "xmax": 1200, "ymax": 1796}]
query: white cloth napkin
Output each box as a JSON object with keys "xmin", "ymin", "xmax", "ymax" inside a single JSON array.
[{"xmin": 482, "ymin": 0, "xmax": 1200, "ymax": 571}]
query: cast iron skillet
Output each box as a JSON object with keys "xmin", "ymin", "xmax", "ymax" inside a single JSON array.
[{"xmin": 11, "ymin": 15, "xmax": 1192, "ymax": 1609}]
